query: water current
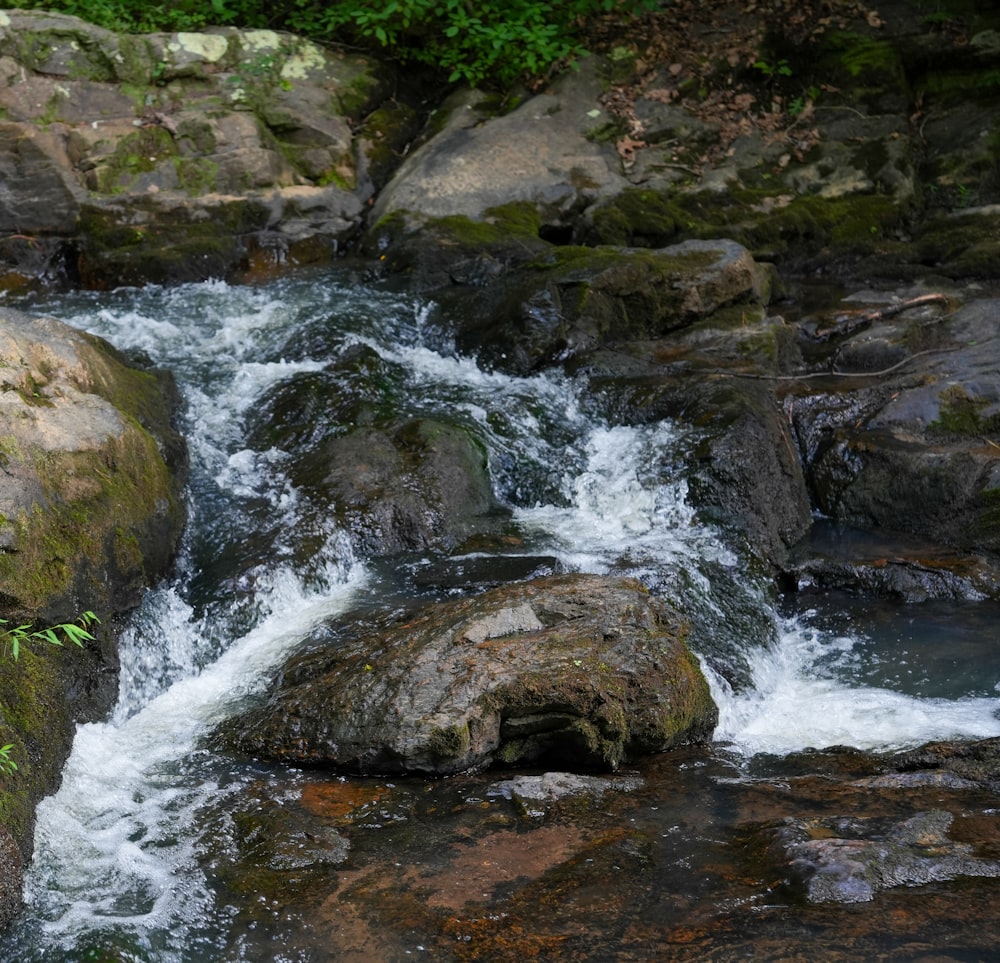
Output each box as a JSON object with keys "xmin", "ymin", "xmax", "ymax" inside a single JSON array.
[{"xmin": 3, "ymin": 269, "xmax": 1000, "ymax": 960}]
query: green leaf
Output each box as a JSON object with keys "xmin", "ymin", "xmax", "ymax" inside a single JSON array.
[
  {"xmin": 60, "ymin": 624, "xmax": 95, "ymax": 647},
  {"xmin": 37, "ymin": 628, "xmax": 63, "ymax": 647}
]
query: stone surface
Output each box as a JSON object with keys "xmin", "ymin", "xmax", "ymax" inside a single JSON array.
[
  {"xmin": 289, "ymin": 415, "xmax": 504, "ymax": 557},
  {"xmin": 429, "ymin": 237, "xmax": 778, "ymax": 375},
  {"xmin": 0, "ymin": 305, "xmax": 187, "ymax": 928},
  {"xmin": 773, "ymin": 809, "xmax": 1000, "ymax": 904},
  {"xmin": 369, "ymin": 59, "xmax": 627, "ymax": 232},
  {"xmin": 0, "ymin": 307, "xmax": 187, "ymax": 617},
  {"xmin": 0, "ymin": 11, "xmax": 398, "ymax": 287},
  {"xmin": 224, "ymin": 573, "xmax": 718, "ymax": 774}
]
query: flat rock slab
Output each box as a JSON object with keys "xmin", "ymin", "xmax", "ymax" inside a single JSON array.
[{"xmin": 225, "ymin": 573, "xmax": 718, "ymax": 775}]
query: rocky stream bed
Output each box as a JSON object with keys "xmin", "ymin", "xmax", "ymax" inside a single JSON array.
[{"xmin": 1, "ymin": 2, "xmax": 1000, "ymax": 959}]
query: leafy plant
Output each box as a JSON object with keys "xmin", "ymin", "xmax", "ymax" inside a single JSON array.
[
  {"xmin": 753, "ymin": 58, "xmax": 793, "ymax": 80},
  {"xmin": 1, "ymin": 611, "xmax": 100, "ymax": 662},
  {"xmin": 0, "ymin": 744, "xmax": 16, "ymax": 778},
  {"xmin": 0, "ymin": 611, "xmax": 99, "ymax": 780}
]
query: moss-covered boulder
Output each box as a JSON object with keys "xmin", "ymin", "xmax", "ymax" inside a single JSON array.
[
  {"xmin": 0, "ymin": 10, "xmax": 405, "ymax": 288},
  {"xmin": 0, "ymin": 306, "xmax": 187, "ymax": 924},
  {"xmin": 0, "ymin": 309, "xmax": 186, "ymax": 616},
  {"xmin": 222, "ymin": 573, "xmax": 717, "ymax": 775},
  {"xmin": 288, "ymin": 415, "xmax": 505, "ymax": 557},
  {"xmin": 461, "ymin": 239, "xmax": 777, "ymax": 373}
]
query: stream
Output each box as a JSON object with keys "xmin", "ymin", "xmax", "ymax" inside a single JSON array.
[{"xmin": 2, "ymin": 268, "xmax": 1000, "ymax": 961}]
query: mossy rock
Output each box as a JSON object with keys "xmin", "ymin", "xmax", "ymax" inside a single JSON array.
[
  {"xmin": 289, "ymin": 415, "xmax": 504, "ymax": 557},
  {"xmin": 221, "ymin": 574, "xmax": 718, "ymax": 775},
  {"xmin": 0, "ymin": 307, "xmax": 187, "ymax": 921},
  {"xmin": 584, "ymin": 187, "xmax": 904, "ymax": 271},
  {"xmin": 75, "ymin": 195, "xmax": 275, "ymax": 287},
  {"xmin": 442, "ymin": 237, "xmax": 774, "ymax": 374},
  {"xmin": 364, "ymin": 206, "xmax": 552, "ymax": 291}
]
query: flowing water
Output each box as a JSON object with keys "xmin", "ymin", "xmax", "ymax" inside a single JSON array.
[{"xmin": 2, "ymin": 270, "xmax": 1000, "ymax": 960}]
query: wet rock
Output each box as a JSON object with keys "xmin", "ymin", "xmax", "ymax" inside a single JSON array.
[
  {"xmin": 246, "ymin": 344, "xmax": 406, "ymax": 452},
  {"xmin": 773, "ymin": 810, "xmax": 1000, "ymax": 904},
  {"xmin": 0, "ymin": 306, "xmax": 187, "ymax": 930},
  {"xmin": 892, "ymin": 736, "xmax": 1000, "ymax": 792},
  {"xmin": 788, "ymin": 520, "xmax": 1000, "ymax": 600},
  {"xmin": 575, "ymin": 324, "xmax": 812, "ymax": 572},
  {"xmin": 291, "ymin": 415, "xmax": 505, "ymax": 557},
  {"xmin": 410, "ymin": 553, "xmax": 564, "ymax": 593},
  {"xmin": 787, "ymin": 295, "xmax": 1000, "ymax": 572},
  {"xmin": 488, "ymin": 771, "xmax": 644, "ymax": 818},
  {"xmin": 222, "ymin": 573, "xmax": 718, "ymax": 775},
  {"xmin": 415, "ymin": 237, "xmax": 777, "ymax": 375},
  {"xmin": 0, "ymin": 830, "xmax": 21, "ymax": 930}
]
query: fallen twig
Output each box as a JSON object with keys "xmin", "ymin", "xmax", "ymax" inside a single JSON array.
[{"xmin": 812, "ymin": 292, "xmax": 949, "ymax": 341}]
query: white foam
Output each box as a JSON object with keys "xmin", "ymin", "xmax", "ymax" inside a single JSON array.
[{"xmin": 712, "ymin": 618, "xmax": 1000, "ymax": 755}]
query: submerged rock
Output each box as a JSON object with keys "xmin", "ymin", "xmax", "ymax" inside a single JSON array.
[
  {"xmin": 223, "ymin": 573, "xmax": 718, "ymax": 775},
  {"xmin": 773, "ymin": 809, "xmax": 1000, "ymax": 904},
  {"xmin": 487, "ymin": 771, "xmax": 644, "ymax": 818}
]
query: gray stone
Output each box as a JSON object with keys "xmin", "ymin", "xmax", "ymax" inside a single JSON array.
[
  {"xmin": 223, "ymin": 574, "xmax": 718, "ymax": 775},
  {"xmin": 370, "ymin": 59, "xmax": 627, "ymax": 232}
]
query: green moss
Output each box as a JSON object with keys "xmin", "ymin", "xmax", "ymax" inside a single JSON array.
[
  {"xmin": 930, "ymin": 385, "xmax": 1000, "ymax": 437},
  {"xmin": 175, "ymin": 117, "xmax": 218, "ymax": 154},
  {"xmin": 435, "ymin": 215, "xmax": 507, "ymax": 246},
  {"xmin": 484, "ymin": 202, "xmax": 542, "ymax": 237},
  {"xmin": 0, "ymin": 644, "xmax": 65, "ymax": 847},
  {"xmin": 0, "ymin": 426, "xmax": 176, "ymax": 613},
  {"xmin": 979, "ymin": 487, "xmax": 1000, "ymax": 536},
  {"xmin": 0, "ymin": 335, "xmax": 184, "ymax": 615},
  {"xmin": 93, "ymin": 127, "xmax": 177, "ymax": 195},
  {"xmin": 173, "ymin": 156, "xmax": 220, "ymax": 195},
  {"xmin": 587, "ymin": 185, "xmax": 901, "ymax": 264},
  {"xmin": 426, "ymin": 722, "xmax": 471, "ymax": 760},
  {"xmin": 588, "ymin": 188, "xmax": 680, "ymax": 247},
  {"xmin": 335, "ymin": 73, "xmax": 382, "ymax": 119}
]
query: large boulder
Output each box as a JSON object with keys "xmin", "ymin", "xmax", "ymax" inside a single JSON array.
[
  {"xmin": 788, "ymin": 295, "xmax": 1000, "ymax": 567},
  {"xmin": 368, "ymin": 58, "xmax": 626, "ymax": 236},
  {"xmin": 445, "ymin": 238, "xmax": 778, "ymax": 374},
  {"xmin": 0, "ymin": 306, "xmax": 187, "ymax": 925},
  {"xmin": 0, "ymin": 11, "xmax": 408, "ymax": 288},
  {"xmin": 223, "ymin": 573, "xmax": 718, "ymax": 775},
  {"xmin": 0, "ymin": 308, "xmax": 187, "ymax": 617},
  {"xmin": 245, "ymin": 343, "xmax": 507, "ymax": 557}
]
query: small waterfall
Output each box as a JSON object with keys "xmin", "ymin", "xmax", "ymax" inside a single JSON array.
[{"xmin": 4, "ymin": 269, "xmax": 999, "ymax": 958}]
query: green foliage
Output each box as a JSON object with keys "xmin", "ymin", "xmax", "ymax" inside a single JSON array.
[
  {"xmin": 18, "ymin": 0, "xmax": 654, "ymax": 88},
  {"xmin": 0, "ymin": 611, "xmax": 99, "ymax": 780},
  {"xmin": 752, "ymin": 58, "xmax": 793, "ymax": 80},
  {"xmin": 0, "ymin": 744, "xmax": 16, "ymax": 778},
  {"xmin": 1, "ymin": 611, "xmax": 99, "ymax": 663},
  {"xmin": 285, "ymin": 0, "xmax": 646, "ymax": 86}
]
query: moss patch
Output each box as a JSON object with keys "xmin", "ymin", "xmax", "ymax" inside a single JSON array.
[
  {"xmin": 586, "ymin": 186, "xmax": 902, "ymax": 268},
  {"xmin": 930, "ymin": 385, "xmax": 1000, "ymax": 437}
]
